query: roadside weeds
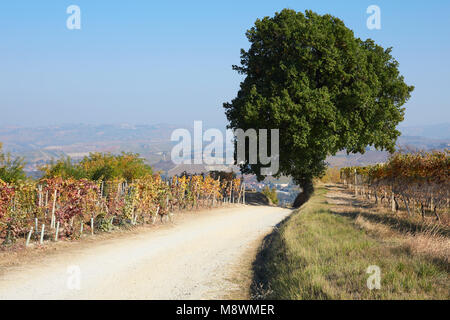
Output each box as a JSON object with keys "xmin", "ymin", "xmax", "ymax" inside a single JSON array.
[{"xmin": 251, "ymin": 185, "xmax": 449, "ymax": 300}]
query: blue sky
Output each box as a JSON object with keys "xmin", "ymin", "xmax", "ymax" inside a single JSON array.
[{"xmin": 1, "ymin": 0, "xmax": 449, "ymax": 128}]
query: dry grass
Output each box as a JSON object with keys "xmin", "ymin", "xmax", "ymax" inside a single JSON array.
[
  {"xmin": 251, "ymin": 185, "xmax": 449, "ymax": 300},
  {"xmin": 354, "ymin": 215, "xmax": 450, "ymax": 265},
  {"xmin": 404, "ymin": 233, "xmax": 450, "ymax": 264},
  {"xmin": 315, "ymin": 167, "xmax": 341, "ymax": 184},
  {"xmin": 332, "ymin": 185, "xmax": 450, "ymax": 265}
]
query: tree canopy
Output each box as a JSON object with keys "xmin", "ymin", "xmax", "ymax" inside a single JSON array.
[
  {"xmin": 0, "ymin": 142, "xmax": 26, "ymax": 183},
  {"xmin": 224, "ymin": 9, "xmax": 414, "ymax": 193},
  {"xmin": 40, "ymin": 152, "xmax": 153, "ymax": 182}
]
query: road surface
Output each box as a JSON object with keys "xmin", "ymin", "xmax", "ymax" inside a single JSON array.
[{"xmin": 0, "ymin": 205, "xmax": 291, "ymax": 299}]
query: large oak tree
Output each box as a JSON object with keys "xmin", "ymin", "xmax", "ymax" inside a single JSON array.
[{"xmin": 224, "ymin": 9, "xmax": 414, "ymax": 197}]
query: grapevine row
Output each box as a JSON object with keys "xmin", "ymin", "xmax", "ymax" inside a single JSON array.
[
  {"xmin": 0, "ymin": 174, "xmax": 244, "ymax": 245},
  {"xmin": 340, "ymin": 151, "xmax": 449, "ymax": 223}
]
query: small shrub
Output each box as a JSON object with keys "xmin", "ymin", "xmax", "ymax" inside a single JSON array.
[{"xmin": 262, "ymin": 186, "xmax": 278, "ymax": 205}]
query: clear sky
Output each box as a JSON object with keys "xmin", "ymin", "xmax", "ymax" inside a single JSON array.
[{"xmin": 1, "ymin": 0, "xmax": 449, "ymax": 128}]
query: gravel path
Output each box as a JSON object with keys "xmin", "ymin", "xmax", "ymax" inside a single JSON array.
[{"xmin": 0, "ymin": 205, "xmax": 291, "ymax": 300}]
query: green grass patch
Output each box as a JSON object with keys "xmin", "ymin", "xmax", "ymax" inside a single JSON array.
[{"xmin": 252, "ymin": 187, "xmax": 449, "ymax": 300}]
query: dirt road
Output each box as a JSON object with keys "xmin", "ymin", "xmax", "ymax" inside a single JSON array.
[{"xmin": 0, "ymin": 205, "xmax": 291, "ymax": 300}]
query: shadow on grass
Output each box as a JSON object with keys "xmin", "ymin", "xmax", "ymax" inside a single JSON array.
[
  {"xmin": 330, "ymin": 208, "xmax": 450, "ymax": 238},
  {"xmin": 250, "ymin": 215, "xmax": 290, "ymax": 300},
  {"xmin": 250, "ymin": 210, "xmax": 334, "ymax": 300},
  {"xmin": 326, "ymin": 190, "xmax": 450, "ymax": 238}
]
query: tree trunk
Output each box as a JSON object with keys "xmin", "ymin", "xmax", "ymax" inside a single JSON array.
[
  {"xmin": 402, "ymin": 195, "xmax": 411, "ymax": 217},
  {"xmin": 293, "ymin": 178, "xmax": 314, "ymax": 208},
  {"xmin": 433, "ymin": 207, "xmax": 441, "ymax": 223}
]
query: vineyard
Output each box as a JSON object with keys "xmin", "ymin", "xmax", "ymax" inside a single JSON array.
[
  {"xmin": 340, "ymin": 151, "xmax": 450, "ymax": 225},
  {"xmin": 0, "ymin": 174, "xmax": 244, "ymax": 246}
]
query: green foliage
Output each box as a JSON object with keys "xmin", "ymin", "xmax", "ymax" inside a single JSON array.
[
  {"xmin": 262, "ymin": 186, "xmax": 279, "ymax": 205},
  {"xmin": 0, "ymin": 142, "xmax": 27, "ymax": 183},
  {"xmin": 40, "ymin": 157, "xmax": 85, "ymax": 180},
  {"xmin": 224, "ymin": 9, "xmax": 414, "ymax": 189},
  {"xmin": 41, "ymin": 152, "xmax": 153, "ymax": 182}
]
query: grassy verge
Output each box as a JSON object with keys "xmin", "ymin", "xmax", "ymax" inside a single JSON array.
[{"xmin": 251, "ymin": 186, "xmax": 449, "ymax": 300}]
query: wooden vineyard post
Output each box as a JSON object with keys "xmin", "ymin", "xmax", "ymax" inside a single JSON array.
[
  {"xmin": 391, "ymin": 191, "xmax": 396, "ymax": 212},
  {"xmin": 35, "ymin": 218, "xmax": 38, "ymax": 238},
  {"xmin": 51, "ymin": 190, "xmax": 57, "ymax": 228},
  {"xmin": 216, "ymin": 177, "xmax": 220, "ymax": 207},
  {"xmin": 354, "ymin": 169, "xmax": 358, "ymax": 197},
  {"xmin": 40, "ymin": 224, "xmax": 45, "ymax": 244},
  {"xmin": 404, "ymin": 196, "xmax": 411, "ymax": 217},
  {"xmin": 230, "ymin": 180, "xmax": 233, "ymax": 204},
  {"xmin": 44, "ymin": 190, "xmax": 48, "ymax": 220},
  {"xmin": 55, "ymin": 222, "xmax": 60, "ymax": 241},
  {"xmin": 237, "ymin": 182, "xmax": 243, "ymax": 204},
  {"xmin": 91, "ymin": 217, "xmax": 94, "ymax": 235},
  {"xmin": 243, "ymin": 183, "xmax": 246, "ymax": 205},
  {"xmin": 26, "ymin": 227, "xmax": 33, "ymax": 247},
  {"xmin": 38, "ymin": 185, "xmax": 42, "ymax": 207},
  {"xmin": 223, "ymin": 182, "xmax": 226, "ymax": 203}
]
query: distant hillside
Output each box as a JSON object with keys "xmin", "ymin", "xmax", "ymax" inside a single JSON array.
[
  {"xmin": 0, "ymin": 123, "xmax": 448, "ymax": 175},
  {"xmin": 326, "ymin": 134, "xmax": 449, "ymax": 168},
  {"xmin": 399, "ymin": 123, "xmax": 450, "ymax": 140},
  {"xmin": 397, "ymin": 135, "xmax": 449, "ymax": 150},
  {"xmin": 0, "ymin": 123, "xmax": 177, "ymax": 152},
  {"xmin": 0, "ymin": 123, "xmax": 178, "ymax": 172},
  {"xmin": 326, "ymin": 150, "xmax": 390, "ymax": 168}
]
